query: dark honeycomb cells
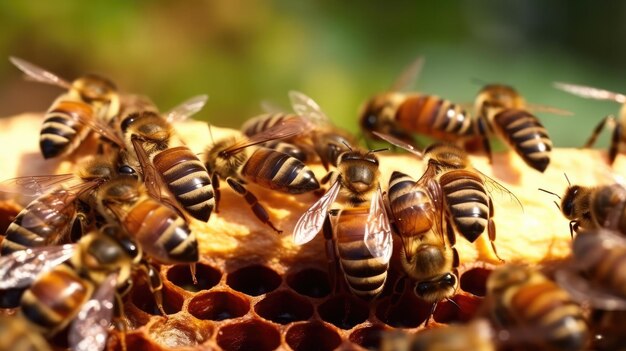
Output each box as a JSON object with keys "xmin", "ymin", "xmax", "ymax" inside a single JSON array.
[
  {"xmin": 188, "ymin": 290, "xmax": 250, "ymax": 321},
  {"xmin": 226, "ymin": 264, "xmax": 281, "ymax": 296},
  {"xmin": 285, "ymin": 321, "xmax": 343, "ymax": 351},
  {"xmin": 460, "ymin": 266, "xmax": 493, "ymax": 297},
  {"xmin": 216, "ymin": 320, "xmax": 281, "ymax": 351},
  {"xmin": 254, "ymin": 289, "xmax": 314, "ymax": 324},
  {"xmin": 166, "ymin": 263, "xmax": 222, "ymax": 292},
  {"xmin": 375, "ymin": 293, "xmax": 431, "ymax": 328},
  {"xmin": 349, "ymin": 324, "xmax": 388, "ymax": 350},
  {"xmin": 317, "ymin": 294, "xmax": 369, "ymax": 329},
  {"xmin": 130, "ymin": 282, "xmax": 184, "ymax": 316},
  {"xmin": 286, "ymin": 267, "xmax": 331, "ymax": 298}
]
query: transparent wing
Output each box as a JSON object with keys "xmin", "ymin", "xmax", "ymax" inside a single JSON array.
[
  {"xmin": 364, "ymin": 187, "xmax": 393, "ymax": 261},
  {"xmin": 525, "ymin": 103, "xmax": 573, "ymax": 116},
  {"xmin": 221, "ymin": 114, "xmax": 312, "ymax": 156},
  {"xmin": 553, "ymin": 82, "xmax": 626, "ymax": 103},
  {"xmin": 372, "ymin": 131, "xmax": 423, "ymax": 158},
  {"xmin": 0, "ymin": 174, "xmax": 77, "ymax": 196},
  {"xmin": 260, "ymin": 99, "xmax": 286, "ymax": 114},
  {"xmin": 67, "ymin": 108, "xmax": 125, "ymax": 148},
  {"xmin": 475, "ymin": 169, "xmax": 524, "ymax": 212},
  {"xmin": 0, "ymin": 244, "xmax": 76, "ymax": 289},
  {"xmin": 555, "ymin": 267, "xmax": 626, "ymax": 311},
  {"xmin": 130, "ymin": 138, "xmax": 163, "ymax": 201},
  {"xmin": 164, "ymin": 94, "xmax": 209, "ymax": 123},
  {"xmin": 293, "ymin": 180, "xmax": 341, "ymax": 245},
  {"xmin": 288, "ymin": 90, "xmax": 329, "ymax": 124},
  {"xmin": 69, "ymin": 272, "xmax": 117, "ymax": 351},
  {"xmin": 17, "ymin": 189, "xmax": 80, "ymax": 231},
  {"xmin": 9, "ymin": 57, "xmax": 72, "ymax": 89},
  {"xmin": 390, "ymin": 56, "xmax": 425, "ymax": 92}
]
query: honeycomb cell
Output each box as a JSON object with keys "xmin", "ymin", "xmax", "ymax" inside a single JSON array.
[
  {"xmin": 318, "ymin": 295, "xmax": 369, "ymax": 329},
  {"xmin": 226, "ymin": 264, "xmax": 281, "ymax": 296},
  {"xmin": 130, "ymin": 282, "xmax": 182, "ymax": 316},
  {"xmin": 286, "ymin": 268, "xmax": 331, "ymax": 298},
  {"xmin": 166, "ymin": 263, "xmax": 222, "ymax": 292},
  {"xmin": 432, "ymin": 294, "xmax": 482, "ymax": 324},
  {"xmin": 148, "ymin": 316, "xmax": 212, "ymax": 348},
  {"xmin": 188, "ymin": 290, "xmax": 249, "ymax": 321},
  {"xmin": 376, "ymin": 294, "xmax": 430, "ymax": 328},
  {"xmin": 460, "ymin": 266, "xmax": 493, "ymax": 297},
  {"xmin": 285, "ymin": 322, "xmax": 343, "ymax": 351},
  {"xmin": 217, "ymin": 320, "xmax": 281, "ymax": 351},
  {"xmin": 349, "ymin": 325, "xmax": 387, "ymax": 350},
  {"xmin": 255, "ymin": 290, "xmax": 313, "ymax": 324}
]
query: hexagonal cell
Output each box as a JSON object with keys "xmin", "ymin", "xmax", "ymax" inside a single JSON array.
[
  {"xmin": 226, "ymin": 264, "xmax": 281, "ymax": 296},
  {"xmin": 285, "ymin": 322, "xmax": 343, "ymax": 351},
  {"xmin": 148, "ymin": 316, "xmax": 212, "ymax": 348},
  {"xmin": 460, "ymin": 266, "xmax": 493, "ymax": 297},
  {"xmin": 166, "ymin": 263, "xmax": 222, "ymax": 292},
  {"xmin": 432, "ymin": 294, "xmax": 482, "ymax": 324},
  {"xmin": 130, "ymin": 282, "xmax": 183, "ymax": 316},
  {"xmin": 188, "ymin": 290, "xmax": 250, "ymax": 321},
  {"xmin": 217, "ymin": 320, "xmax": 281, "ymax": 351},
  {"xmin": 375, "ymin": 294, "xmax": 430, "ymax": 328},
  {"xmin": 255, "ymin": 290, "xmax": 314, "ymax": 324},
  {"xmin": 318, "ymin": 294, "xmax": 369, "ymax": 329},
  {"xmin": 286, "ymin": 268, "xmax": 331, "ymax": 298},
  {"xmin": 349, "ymin": 325, "xmax": 387, "ymax": 350}
]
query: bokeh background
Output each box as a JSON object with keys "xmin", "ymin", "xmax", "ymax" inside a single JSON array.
[{"xmin": 0, "ymin": 1, "xmax": 624, "ymax": 147}]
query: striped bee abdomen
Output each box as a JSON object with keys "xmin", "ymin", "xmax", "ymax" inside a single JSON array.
[
  {"xmin": 152, "ymin": 146, "xmax": 214, "ymax": 222},
  {"xmin": 2, "ymin": 189, "xmax": 77, "ymax": 255},
  {"xmin": 492, "ymin": 109, "xmax": 552, "ymax": 172},
  {"xmin": 242, "ymin": 148, "xmax": 319, "ymax": 194},
  {"xmin": 335, "ymin": 208, "xmax": 388, "ymax": 299},
  {"xmin": 40, "ymin": 100, "xmax": 93, "ymax": 159},
  {"xmin": 388, "ymin": 171, "xmax": 435, "ymax": 238},
  {"xmin": 439, "ymin": 170, "xmax": 489, "ymax": 243},
  {"xmin": 396, "ymin": 95, "xmax": 475, "ymax": 141},
  {"xmin": 241, "ymin": 113, "xmax": 293, "ymax": 136}
]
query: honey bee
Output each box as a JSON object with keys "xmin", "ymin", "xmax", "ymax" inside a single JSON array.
[
  {"xmin": 486, "ymin": 264, "xmax": 589, "ymax": 351},
  {"xmin": 205, "ymin": 117, "xmax": 320, "ymax": 233},
  {"xmin": 243, "ymin": 91, "xmax": 357, "ymax": 170},
  {"xmin": 554, "ymin": 82, "xmax": 626, "ymax": 164},
  {"xmin": 0, "ymin": 315, "xmax": 51, "ymax": 351},
  {"xmin": 374, "ymin": 132, "xmax": 515, "ymax": 261},
  {"xmin": 0, "ymin": 156, "xmax": 131, "ymax": 255},
  {"xmin": 474, "ymin": 84, "xmax": 566, "ymax": 172},
  {"xmin": 119, "ymin": 95, "xmax": 213, "ymax": 222},
  {"xmin": 359, "ymin": 57, "xmax": 487, "ymax": 150},
  {"xmin": 539, "ymin": 176, "xmax": 626, "ymax": 237},
  {"xmin": 95, "ymin": 177, "xmax": 198, "ymax": 265},
  {"xmin": 10, "ymin": 57, "xmax": 121, "ymax": 159},
  {"xmin": 0, "ymin": 226, "xmax": 163, "ymax": 351},
  {"xmin": 293, "ymin": 147, "xmax": 392, "ymax": 299},
  {"xmin": 386, "ymin": 170, "xmax": 459, "ymax": 309}
]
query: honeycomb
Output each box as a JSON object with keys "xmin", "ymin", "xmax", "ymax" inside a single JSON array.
[{"xmin": 1, "ymin": 114, "xmax": 623, "ymax": 350}]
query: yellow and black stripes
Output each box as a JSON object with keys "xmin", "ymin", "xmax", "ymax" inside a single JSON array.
[
  {"xmin": 39, "ymin": 100, "xmax": 93, "ymax": 159},
  {"xmin": 241, "ymin": 148, "xmax": 319, "ymax": 194},
  {"xmin": 241, "ymin": 113, "xmax": 293, "ymax": 136},
  {"xmin": 388, "ymin": 171, "xmax": 435, "ymax": 240}
]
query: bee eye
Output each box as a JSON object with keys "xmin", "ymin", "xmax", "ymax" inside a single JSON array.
[
  {"xmin": 121, "ymin": 114, "xmax": 138, "ymax": 132},
  {"xmin": 442, "ymin": 273, "xmax": 456, "ymax": 287},
  {"xmin": 415, "ymin": 281, "xmax": 434, "ymax": 296},
  {"xmin": 118, "ymin": 165, "xmax": 137, "ymax": 177}
]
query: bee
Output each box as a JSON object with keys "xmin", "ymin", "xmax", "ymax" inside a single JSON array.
[
  {"xmin": 0, "ymin": 315, "xmax": 51, "ymax": 351},
  {"xmin": 474, "ymin": 84, "xmax": 566, "ymax": 172},
  {"xmin": 539, "ymin": 175, "xmax": 626, "ymax": 237},
  {"xmin": 205, "ymin": 116, "xmax": 320, "ymax": 233},
  {"xmin": 380, "ymin": 319, "xmax": 495, "ymax": 351},
  {"xmin": 0, "ymin": 225, "xmax": 166, "ymax": 351},
  {"xmin": 386, "ymin": 170, "xmax": 459, "ymax": 310},
  {"xmin": 10, "ymin": 57, "xmax": 121, "ymax": 159},
  {"xmin": 0, "ymin": 156, "xmax": 132, "ymax": 255},
  {"xmin": 486, "ymin": 264, "xmax": 589, "ymax": 351},
  {"xmin": 554, "ymin": 82, "xmax": 626, "ymax": 164},
  {"xmin": 243, "ymin": 91, "xmax": 357, "ymax": 169},
  {"xmin": 293, "ymin": 147, "xmax": 392, "ymax": 299},
  {"xmin": 95, "ymin": 177, "xmax": 198, "ymax": 265},
  {"xmin": 374, "ymin": 132, "xmax": 515, "ymax": 261},
  {"xmin": 359, "ymin": 57, "xmax": 487, "ymax": 150},
  {"xmin": 119, "ymin": 95, "xmax": 213, "ymax": 222}
]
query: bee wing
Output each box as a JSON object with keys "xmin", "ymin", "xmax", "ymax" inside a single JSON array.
[
  {"xmin": 372, "ymin": 131, "xmax": 424, "ymax": 159},
  {"xmin": 260, "ymin": 99, "xmax": 286, "ymax": 114},
  {"xmin": 475, "ymin": 169, "xmax": 524, "ymax": 212},
  {"xmin": 9, "ymin": 57, "xmax": 72, "ymax": 89},
  {"xmin": 68, "ymin": 273, "xmax": 117, "ymax": 351},
  {"xmin": 0, "ymin": 244, "xmax": 76, "ymax": 289},
  {"xmin": 66, "ymin": 106, "xmax": 125, "ymax": 148},
  {"xmin": 390, "ymin": 56, "xmax": 425, "ymax": 92},
  {"xmin": 0, "ymin": 174, "xmax": 77, "ymax": 196},
  {"xmin": 293, "ymin": 180, "xmax": 341, "ymax": 245},
  {"xmin": 553, "ymin": 82, "xmax": 626, "ymax": 103},
  {"xmin": 364, "ymin": 187, "xmax": 393, "ymax": 261},
  {"xmin": 164, "ymin": 94, "xmax": 209, "ymax": 124},
  {"xmin": 130, "ymin": 138, "xmax": 164, "ymax": 201},
  {"xmin": 288, "ymin": 90, "xmax": 329, "ymax": 124},
  {"xmin": 221, "ymin": 115, "xmax": 312, "ymax": 156},
  {"xmin": 555, "ymin": 267, "xmax": 626, "ymax": 311},
  {"xmin": 525, "ymin": 103, "xmax": 573, "ymax": 116}
]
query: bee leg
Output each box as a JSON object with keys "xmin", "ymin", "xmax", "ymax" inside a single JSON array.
[
  {"xmin": 487, "ymin": 219, "xmax": 503, "ymax": 262},
  {"xmin": 141, "ymin": 263, "xmax": 167, "ymax": 316},
  {"xmin": 324, "ymin": 210, "xmax": 342, "ymax": 294},
  {"xmin": 226, "ymin": 178, "xmax": 282, "ymax": 234},
  {"xmin": 569, "ymin": 220, "xmax": 579, "ymax": 238},
  {"xmin": 584, "ymin": 115, "xmax": 615, "ymax": 148},
  {"xmin": 383, "ymin": 275, "xmax": 407, "ymax": 323},
  {"xmin": 113, "ymin": 293, "xmax": 129, "ymax": 351},
  {"xmin": 477, "ymin": 115, "xmax": 493, "ymax": 163},
  {"xmin": 609, "ymin": 120, "xmax": 622, "ymax": 165},
  {"xmin": 424, "ymin": 301, "xmax": 438, "ymax": 327},
  {"xmin": 69, "ymin": 212, "xmax": 88, "ymax": 243},
  {"xmin": 189, "ymin": 263, "xmax": 198, "ymax": 285},
  {"xmin": 212, "ymin": 173, "xmax": 221, "ymax": 214}
]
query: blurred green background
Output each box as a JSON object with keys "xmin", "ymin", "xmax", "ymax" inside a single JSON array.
[{"xmin": 1, "ymin": 1, "xmax": 625, "ymax": 148}]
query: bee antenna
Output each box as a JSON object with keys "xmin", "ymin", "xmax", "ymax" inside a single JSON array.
[
  {"xmin": 368, "ymin": 147, "xmax": 389, "ymax": 154},
  {"xmin": 470, "ymin": 77, "xmax": 488, "ymax": 86},
  {"xmin": 342, "ymin": 140, "xmax": 353, "ymax": 151},
  {"xmin": 538, "ymin": 188, "xmax": 562, "ymax": 200},
  {"xmin": 446, "ymin": 298, "xmax": 461, "ymax": 311},
  {"xmin": 207, "ymin": 123, "xmax": 215, "ymax": 147},
  {"xmin": 564, "ymin": 173, "xmax": 571, "ymax": 187}
]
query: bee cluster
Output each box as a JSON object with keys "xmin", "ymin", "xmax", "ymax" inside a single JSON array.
[{"xmin": 0, "ymin": 56, "xmax": 625, "ymax": 351}]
